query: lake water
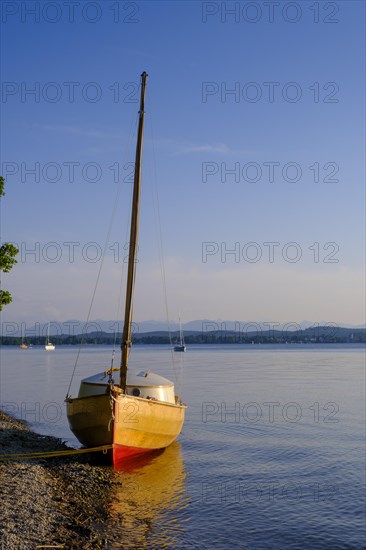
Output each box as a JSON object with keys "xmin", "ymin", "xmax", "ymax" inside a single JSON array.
[{"xmin": 0, "ymin": 344, "xmax": 365, "ymax": 549}]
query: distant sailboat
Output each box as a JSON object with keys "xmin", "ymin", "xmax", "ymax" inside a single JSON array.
[
  {"xmin": 45, "ymin": 323, "xmax": 55, "ymax": 351},
  {"xmin": 174, "ymin": 315, "xmax": 186, "ymax": 352},
  {"xmin": 19, "ymin": 336, "xmax": 28, "ymax": 349}
]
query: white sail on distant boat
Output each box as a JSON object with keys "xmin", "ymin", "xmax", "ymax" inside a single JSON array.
[
  {"xmin": 45, "ymin": 323, "xmax": 55, "ymax": 351},
  {"xmin": 174, "ymin": 315, "xmax": 186, "ymax": 352}
]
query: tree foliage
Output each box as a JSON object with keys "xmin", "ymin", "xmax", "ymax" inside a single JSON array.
[
  {"xmin": 0, "ymin": 243, "xmax": 19, "ymax": 272},
  {"xmin": 0, "ymin": 177, "xmax": 19, "ymax": 311}
]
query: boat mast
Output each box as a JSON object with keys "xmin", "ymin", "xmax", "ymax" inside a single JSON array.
[
  {"xmin": 120, "ymin": 71, "xmax": 148, "ymax": 391},
  {"xmin": 179, "ymin": 313, "xmax": 183, "ymax": 346}
]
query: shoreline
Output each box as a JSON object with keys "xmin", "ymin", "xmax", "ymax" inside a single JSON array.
[
  {"xmin": 0, "ymin": 410, "xmax": 114, "ymax": 548},
  {"xmin": 1, "ymin": 340, "xmax": 365, "ymax": 346}
]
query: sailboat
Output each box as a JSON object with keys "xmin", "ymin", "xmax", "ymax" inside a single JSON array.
[
  {"xmin": 65, "ymin": 72, "xmax": 186, "ymax": 465},
  {"xmin": 45, "ymin": 323, "xmax": 55, "ymax": 351},
  {"xmin": 19, "ymin": 336, "xmax": 28, "ymax": 349},
  {"xmin": 174, "ymin": 315, "xmax": 186, "ymax": 352}
]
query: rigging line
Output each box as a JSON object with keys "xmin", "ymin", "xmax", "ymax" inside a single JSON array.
[
  {"xmin": 147, "ymin": 110, "xmax": 180, "ymax": 387},
  {"xmin": 112, "ymin": 77, "xmax": 143, "ymax": 364},
  {"xmin": 147, "ymin": 114, "xmax": 171, "ymax": 340},
  {"xmin": 111, "ymin": 112, "xmax": 140, "ymax": 364},
  {"xmin": 66, "ymin": 112, "xmax": 139, "ymax": 398},
  {"xmin": 112, "ymin": 101, "xmax": 142, "ymax": 364}
]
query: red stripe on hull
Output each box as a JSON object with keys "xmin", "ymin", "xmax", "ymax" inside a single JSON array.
[{"xmin": 113, "ymin": 443, "xmax": 158, "ymax": 465}]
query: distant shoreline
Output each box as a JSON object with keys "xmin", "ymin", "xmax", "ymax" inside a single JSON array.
[
  {"xmin": 1, "ymin": 340, "xmax": 365, "ymax": 346},
  {"xmin": 1, "ymin": 325, "xmax": 365, "ymax": 346}
]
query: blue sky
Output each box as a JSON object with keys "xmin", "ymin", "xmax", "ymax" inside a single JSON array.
[{"xmin": 0, "ymin": 1, "xmax": 365, "ymax": 328}]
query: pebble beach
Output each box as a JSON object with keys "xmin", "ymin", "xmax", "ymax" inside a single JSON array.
[{"xmin": 0, "ymin": 411, "xmax": 115, "ymax": 549}]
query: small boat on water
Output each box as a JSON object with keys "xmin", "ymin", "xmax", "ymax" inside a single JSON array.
[
  {"xmin": 19, "ymin": 335, "xmax": 28, "ymax": 349},
  {"xmin": 174, "ymin": 315, "xmax": 186, "ymax": 352},
  {"xmin": 65, "ymin": 72, "xmax": 186, "ymax": 465},
  {"xmin": 45, "ymin": 342, "xmax": 55, "ymax": 351},
  {"xmin": 45, "ymin": 323, "xmax": 55, "ymax": 351}
]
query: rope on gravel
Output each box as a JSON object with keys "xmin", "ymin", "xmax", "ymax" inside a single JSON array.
[{"xmin": 0, "ymin": 444, "xmax": 113, "ymax": 461}]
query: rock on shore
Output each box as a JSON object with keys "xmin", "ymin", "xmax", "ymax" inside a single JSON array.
[{"xmin": 0, "ymin": 411, "xmax": 114, "ymax": 548}]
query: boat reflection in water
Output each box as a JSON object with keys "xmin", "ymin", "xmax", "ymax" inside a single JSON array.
[{"xmin": 106, "ymin": 441, "xmax": 189, "ymax": 548}]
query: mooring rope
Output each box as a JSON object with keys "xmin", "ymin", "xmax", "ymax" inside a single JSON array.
[{"xmin": 0, "ymin": 444, "xmax": 113, "ymax": 461}]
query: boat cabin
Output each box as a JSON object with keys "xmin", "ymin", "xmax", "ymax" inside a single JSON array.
[{"xmin": 78, "ymin": 370, "xmax": 176, "ymax": 404}]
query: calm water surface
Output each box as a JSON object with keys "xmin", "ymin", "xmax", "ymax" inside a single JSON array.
[{"xmin": 0, "ymin": 344, "xmax": 365, "ymax": 549}]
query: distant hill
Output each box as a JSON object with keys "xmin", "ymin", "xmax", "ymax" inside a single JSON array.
[
  {"xmin": 2, "ymin": 318, "xmax": 365, "ymax": 338},
  {"xmin": 1, "ymin": 324, "xmax": 365, "ymax": 345}
]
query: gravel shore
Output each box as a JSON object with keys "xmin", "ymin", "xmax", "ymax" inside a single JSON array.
[{"xmin": 0, "ymin": 411, "xmax": 115, "ymax": 549}]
